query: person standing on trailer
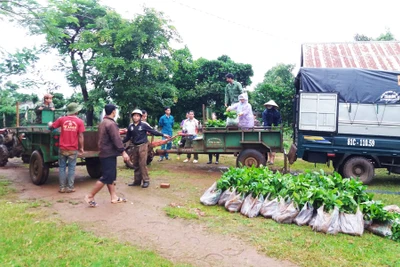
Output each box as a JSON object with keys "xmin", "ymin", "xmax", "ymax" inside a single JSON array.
[
  {"xmin": 262, "ymin": 100, "xmax": 281, "ymax": 165},
  {"xmin": 226, "ymin": 94, "xmax": 254, "ymax": 130},
  {"xmin": 224, "ymin": 73, "xmax": 243, "ymax": 107}
]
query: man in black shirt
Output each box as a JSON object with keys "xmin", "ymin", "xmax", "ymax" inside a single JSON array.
[{"xmin": 123, "ymin": 109, "xmax": 170, "ymax": 188}]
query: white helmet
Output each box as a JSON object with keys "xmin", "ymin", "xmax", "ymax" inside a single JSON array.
[{"xmin": 131, "ymin": 109, "xmax": 143, "ymax": 116}]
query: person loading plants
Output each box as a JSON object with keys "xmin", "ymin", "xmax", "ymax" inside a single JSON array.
[{"xmin": 123, "ymin": 109, "xmax": 171, "ymax": 188}]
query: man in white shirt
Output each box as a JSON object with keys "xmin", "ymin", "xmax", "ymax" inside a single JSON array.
[{"xmin": 182, "ymin": 110, "xmax": 199, "ymax": 163}]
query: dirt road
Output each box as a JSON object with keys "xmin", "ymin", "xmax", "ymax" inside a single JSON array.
[{"xmin": 1, "ymin": 158, "xmax": 296, "ymax": 267}]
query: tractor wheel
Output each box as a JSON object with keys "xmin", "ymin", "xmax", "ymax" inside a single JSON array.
[
  {"xmin": 342, "ymin": 157, "xmax": 374, "ymax": 184},
  {"xmin": 29, "ymin": 150, "xmax": 49, "ymax": 185},
  {"xmin": 0, "ymin": 145, "xmax": 9, "ymax": 167},
  {"xmin": 236, "ymin": 149, "xmax": 267, "ymax": 168},
  {"xmin": 86, "ymin": 157, "xmax": 102, "ymax": 179}
]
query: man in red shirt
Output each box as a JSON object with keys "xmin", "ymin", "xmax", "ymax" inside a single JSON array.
[{"xmin": 49, "ymin": 102, "xmax": 85, "ymax": 193}]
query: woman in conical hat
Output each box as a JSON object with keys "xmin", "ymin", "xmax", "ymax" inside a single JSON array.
[{"xmin": 262, "ymin": 100, "xmax": 281, "ymax": 165}]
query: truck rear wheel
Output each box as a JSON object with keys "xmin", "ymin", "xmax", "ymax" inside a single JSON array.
[
  {"xmin": 237, "ymin": 149, "xmax": 266, "ymax": 168},
  {"xmin": 86, "ymin": 157, "xmax": 102, "ymax": 179},
  {"xmin": 30, "ymin": 150, "xmax": 49, "ymax": 185},
  {"xmin": 342, "ymin": 157, "xmax": 374, "ymax": 184},
  {"xmin": 0, "ymin": 144, "xmax": 9, "ymax": 167}
]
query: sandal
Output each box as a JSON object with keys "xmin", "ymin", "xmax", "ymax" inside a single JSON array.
[
  {"xmin": 84, "ymin": 195, "xmax": 98, "ymax": 207},
  {"xmin": 111, "ymin": 197, "xmax": 127, "ymax": 204}
]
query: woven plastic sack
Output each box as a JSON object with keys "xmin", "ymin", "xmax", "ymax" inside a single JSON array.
[
  {"xmin": 200, "ymin": 182, "xmax": 221, "ymax": 206},
  {"xmin": 225, "ymin": 191, "xmax": 245, "ymax": 212},
  {"xmin": 272, "ymin": 199, "xmax": 299, "ymax": 224},
  {"xmin": 339, "ymin": 207, "xmax": 364, "ymax": 236},
  {"xmin": 294, "ymin": 202, "xmax": 314, "ymax": 226},
  {"xmin": 247, "ymin": 195, "xmax": 264, "ymax": 218},
  {"xmin": 260, "ymin": 196, "xmax": 279, "ymax": 218},
  {"xmin": 313, "ymin": 206, "xmax": 340, "ymax": 235},
  {"xmin": 218, "ymin": 188, "xmax": 235, "ymax": 206}
]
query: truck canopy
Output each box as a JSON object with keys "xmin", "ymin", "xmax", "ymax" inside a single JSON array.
[{"xmin": 295, "ymin": 67, "xmax": 400, "ymax": 104}]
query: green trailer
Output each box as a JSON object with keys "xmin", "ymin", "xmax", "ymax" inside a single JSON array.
[
  {"xmin": 155, "ymin": 126, "xmax": 283, "ymax": 167},
  {"xmin": 1, "ymin": 110, "xmax": 102, "ymax": 185}
]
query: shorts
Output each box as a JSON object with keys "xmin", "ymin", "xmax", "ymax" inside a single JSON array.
[{"xmin": 99, "ymin": 156, "xmax": 117, "ymax": 184}]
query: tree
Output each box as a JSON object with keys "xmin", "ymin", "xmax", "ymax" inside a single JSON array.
[
  {"xmin": 51, "ymin": 92, "xmax": 65, "ymax": 109},
  {"xmin": 354, "ymin": 29, "xmax": 396, "ymax": 41},
  {"xmin": 250, "ymin": 64, "xmax": 295, "ymax": 126},
  {"xmin": 376, "ymin": 29, "xmax": 396, "ymax": 41},
  {"xmin": 172, "ymin": 54, "xmax": 254, "ymax": 121},
  {"xmin": 94, "ymin": 7, "xmax": 181, "ymax": 126},
  {"xmin": 0, "ymin": 0, "xmax": 41, "ymax": 22},
  {"xmin": 32, "ymin": 0, "xmax": 111, "ymax": 126}
]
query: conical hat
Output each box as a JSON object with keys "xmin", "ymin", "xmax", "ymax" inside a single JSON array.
[{"xmin": 263, "ymin": 100, "xmax": 278, "ymax": 107}]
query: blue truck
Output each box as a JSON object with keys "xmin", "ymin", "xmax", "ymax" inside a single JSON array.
[{"xmin": 290, "ymin": 67, "xmax": 400, "ymax": 184}]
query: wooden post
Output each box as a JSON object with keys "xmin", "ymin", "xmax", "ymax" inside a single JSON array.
[
  {"xmin": 16, "ymin": 102, "xmax": 19, "ymax": 127},
  {"xmin": 202, "ymin": 104, "xmax": 206, "ymax": 123}
]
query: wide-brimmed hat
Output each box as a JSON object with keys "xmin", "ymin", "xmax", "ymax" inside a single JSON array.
[
  {"xmin": 44, "ymin": 93, "xmax": 53, "ymax": 99},
  {"xmin": 131, "ymin": 109, "xmax": 143, "ymax": 116},
  {"xmin": 263, "ymin": 100, "xmax": 279, "ymax": 108},
  {"xmin": 66, "ymin": 102, "xmax": 83, "ymax": 115}
]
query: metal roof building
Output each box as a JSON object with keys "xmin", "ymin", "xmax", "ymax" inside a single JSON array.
[{"xmin": 300, "ymin": 42, "xmax": 400, "ymax": 70}]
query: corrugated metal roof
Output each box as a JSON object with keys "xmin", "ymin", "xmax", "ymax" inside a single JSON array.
[{"xmin": 301, "ymin": 42, "xmax": 400, "ymax": 70}]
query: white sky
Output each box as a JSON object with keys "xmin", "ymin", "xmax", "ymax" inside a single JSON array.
[{"xmin": 1, "ymin": 0, "xmax": 400, "ymax": 96}]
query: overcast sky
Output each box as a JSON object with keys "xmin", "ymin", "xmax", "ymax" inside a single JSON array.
[{"xmin": 1, "ymin": 0, "xmax": 399, "ymax": 96}]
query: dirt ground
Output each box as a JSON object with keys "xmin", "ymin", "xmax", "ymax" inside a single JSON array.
[{"xmin": 1, "ymin": 158, "xmax": 297, "ymax": 267}]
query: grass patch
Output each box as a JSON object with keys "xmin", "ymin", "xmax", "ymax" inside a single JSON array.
[
  {"xmin": 152, "ymin": 160, "xmax": 400, "ymax": 267},
  {"xmin": 0, "ymin": 178, "xmax": 15, "ymax": 196},
  {"xmin": 181, "ymin": 202, "xmax": 400, "ymax": 267},
  {"xmin": 164, "ymin": 206, "xmax": 199, "ymax": 220},
  {"xmin": 0, "ymin": 177, "xmax": 189, "ymax": 267}
]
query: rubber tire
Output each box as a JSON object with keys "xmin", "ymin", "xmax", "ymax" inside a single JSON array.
[
  {"xmin": 29, "ymin": 150, "xmax": 49, "ymax": 185},
  {"xmin": 342, "ymin": 157, "xmax": 374, "ymax": 184},
  {"xmin": 236, "ymin": 149, "xmax": 267, "ymax": 168},
  {"xmin": 86, "ymin": 157, "xmax": 102, "ymax": 179},
  {"xmin": 0, "ymin": 144, "xmax": 9, "ymax": 167}
]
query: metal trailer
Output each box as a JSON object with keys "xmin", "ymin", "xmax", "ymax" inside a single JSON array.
[
  {"xmin": 154, "ymin": 126, "xmax": 284, "ymax": 167},
  {"xmin": 0, "ymin": 110, "xmax": 102, "ymax": 185}
]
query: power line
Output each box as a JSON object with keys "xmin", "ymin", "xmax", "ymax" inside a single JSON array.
[{"xmin": 168, "ymin": 0, "xmax": 298, "ymax": 44}]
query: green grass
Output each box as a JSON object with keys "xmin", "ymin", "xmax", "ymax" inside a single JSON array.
[
  {"xmin": 164, "ymin": 206, "xmax": 199, "ymax": 220},
  {"xmin": 164, "ymin": 202, "xmax": 400, "ymax": 267},
  {"xmin": 151, "ymin": 162, "xmax": 400, "ymax": 267},
  {"xmin": 0, "ymin": 179, "xmax": 15, "ymax": 196},
  {"xmin": 0, "ymin": 177, "xmax": 190, "ymax": 267}
]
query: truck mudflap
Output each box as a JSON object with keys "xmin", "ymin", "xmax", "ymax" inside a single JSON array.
[{"xmin": 288, "ymin": 144, "xmax": 297, "ymax": 165}]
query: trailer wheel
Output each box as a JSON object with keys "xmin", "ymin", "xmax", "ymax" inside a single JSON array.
[
  {"xmin": 30, "ymin": 150, "xmax": 49, "ymax": 185},
  {"xmin": 237, "ymin": 149, "xmax": 266, "ymax": 168},
  {"xmin": 86, "ymin": 158, "xmax": 102, "ymax": 179},
  {"xmin": 0, "ymin": 144, "xmax": 9, "ymax": 167},
  {"xmin": 342, "ymin": 157, "xmax": 374, "ymax": 184}
]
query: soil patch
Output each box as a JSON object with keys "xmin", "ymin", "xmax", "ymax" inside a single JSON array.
[{"xmin": 1, "ymin": 158, "xmax": 296, "ymax": 267}]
